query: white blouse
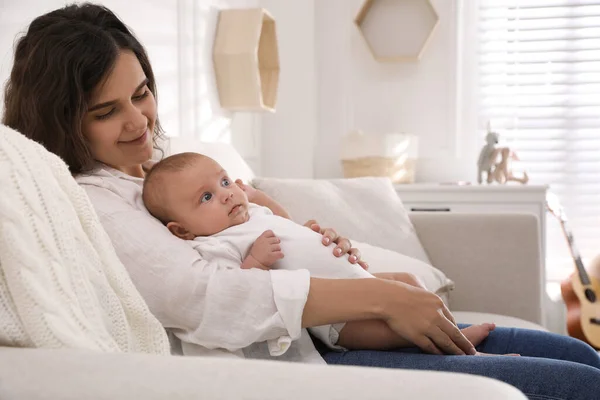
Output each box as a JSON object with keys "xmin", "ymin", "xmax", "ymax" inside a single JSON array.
[{"xmin": 76, "ymin": 165, "xmax": 327, "ymax": 364}]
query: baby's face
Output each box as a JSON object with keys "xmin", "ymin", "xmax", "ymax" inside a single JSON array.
[{"xmin": 166, "ymin": 157, "xmax": 250, "ymax": 236}]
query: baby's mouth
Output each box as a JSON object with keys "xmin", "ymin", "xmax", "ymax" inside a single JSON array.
[{"xmin": 229, "ymin": 204, "xmax": 243, "ymax": 216}]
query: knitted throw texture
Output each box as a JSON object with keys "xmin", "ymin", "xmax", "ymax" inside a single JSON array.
[{"xmin": 0, "ymin": 125, "xmax": 169, "ymax": 354}]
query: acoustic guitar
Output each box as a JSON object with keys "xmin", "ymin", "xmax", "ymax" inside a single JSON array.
[{"xmin": 546, "ymin": 194, "xmax": 600, "ymax": 349}]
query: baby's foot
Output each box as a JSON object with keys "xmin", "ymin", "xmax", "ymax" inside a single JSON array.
[
  {"xmin": 462, "ymin": 323, "xmax": 521, "ymax": 356},
  {"xmin": 461, "ymin": 323, "xmax": 496, "ymax": 347}
]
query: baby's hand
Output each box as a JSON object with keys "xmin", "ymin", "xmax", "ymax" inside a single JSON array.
[{"xmin": 242, "ymin": 230, "xmax": 284, "ymax": 270}]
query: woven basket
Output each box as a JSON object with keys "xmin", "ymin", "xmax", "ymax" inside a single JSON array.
[{"xmin": 342, "ymin": 156, "xmax": 416, "ymax": 184}]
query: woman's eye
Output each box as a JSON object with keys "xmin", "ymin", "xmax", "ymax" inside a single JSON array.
[
  {"xmin": 201, "ymin": 193, "xmax": 212, "ymax": 203},
  {"xmin": 95, "ymin": 108, "xmax": 115, "ymax": 120},
  {"xmin": 222, "ymin": 178, "xmax": 231, "ymax": 187},
  {"xmin": 133, "ymin": 90, "xmax": 150, "ymax": 101}
]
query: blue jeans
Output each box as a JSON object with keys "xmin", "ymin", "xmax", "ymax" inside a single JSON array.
[{"xmin": 319, "ymin": 325, "xmax": 600, "ymax": 400}]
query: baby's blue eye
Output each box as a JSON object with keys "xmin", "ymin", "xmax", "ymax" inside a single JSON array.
[
  {"xmin": 201, "ymin": 193, "xmax": 212, "ymax": 203},
  {"xmin": 222, "ymin": 178, "xmax": 231, "ymax": 187}
]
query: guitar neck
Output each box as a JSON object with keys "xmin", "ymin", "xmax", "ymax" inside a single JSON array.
[{"xmin": 563, "ymin": 221, "xmax": 591, "ymax": 286}]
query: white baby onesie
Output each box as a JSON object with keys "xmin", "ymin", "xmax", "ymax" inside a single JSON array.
[{"xmin": 189, "ymin": 204, "xmax": 373, "ymax": 355}]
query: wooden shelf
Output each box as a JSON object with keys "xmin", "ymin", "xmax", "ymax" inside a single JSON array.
[
  {"xmin": 213, "ymin": 8, "xmax": 280, "ymax": 112},
  {"xmin": 354, "ymin": 0, "xmax": 439, "ymax": 62}
]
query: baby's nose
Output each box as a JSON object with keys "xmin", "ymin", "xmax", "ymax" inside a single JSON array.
[{"xmin": 223, "ymin": 192, "xmax": 233, "ymax": 202}]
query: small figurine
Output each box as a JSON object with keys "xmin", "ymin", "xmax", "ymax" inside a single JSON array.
[
  {"xmin": 492, "ymin": 147, "xmax": 529, "ymax": 184},
  {"xmin": 477, "ymin": 122, "xmax": 529, "ymax": 185},
  {"xmin": 477, "ymin": 124, "xmax": 500, "ymax": 184}
]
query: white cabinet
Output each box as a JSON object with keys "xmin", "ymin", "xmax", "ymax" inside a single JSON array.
[
  {"xmin": 395, "ymin": 183, "xmax": 569, "ymax": 332},
  {"xmin": 395, "ymin": 184, "xmax": 548, "ymax": 264}
]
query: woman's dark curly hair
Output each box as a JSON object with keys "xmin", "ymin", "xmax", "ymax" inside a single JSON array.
[{"xmin": 2, "ymin": 2, "xmax": 164, "ymax": 174}]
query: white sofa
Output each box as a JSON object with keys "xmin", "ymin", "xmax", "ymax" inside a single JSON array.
[
  {"xmin": 0, "ymin": 138, "xmax": 544, "ymax": 399},
  {"xmin": 0, "ymin": 211, "xmax": 537, "ymax": 399}
]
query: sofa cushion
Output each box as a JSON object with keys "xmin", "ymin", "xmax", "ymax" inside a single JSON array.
[
  {"xmin": 353, "ymin": 240, "xmax": 454, "ymax": 301},
  {"xmin": 453, "ymin": 312, "xmax": 548, "ymax": 332},
  {"xmin": 166, "ymin": 137, "xmax": 255, "ymax": 184},
  {"xmin": 252, "ymin": 177, "xmax": 430, "ymax": 263}
]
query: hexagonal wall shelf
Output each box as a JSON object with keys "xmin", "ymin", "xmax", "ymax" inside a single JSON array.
[
  {"xmin": 213, "ymin": 8, "xmax": 279, "ymax": 112},
  {"xmin": 355, "ymin": 0, "xmax": 439, "ymax": 62}
]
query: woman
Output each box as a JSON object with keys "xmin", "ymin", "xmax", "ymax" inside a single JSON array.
[{"xmin": 3, "ymin": 3, "xmax": 599, "ymax": 398}]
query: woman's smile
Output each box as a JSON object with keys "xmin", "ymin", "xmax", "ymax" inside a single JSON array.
[{"xmin": 119, "ymin": 129, "xmax": 149, "ymax": 145}]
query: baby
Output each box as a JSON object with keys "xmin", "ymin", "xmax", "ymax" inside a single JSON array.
[{"xmin": 142, "ymin": 152, "xmax": 495, "ymax": 355}]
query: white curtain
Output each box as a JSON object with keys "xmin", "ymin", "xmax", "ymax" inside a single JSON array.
[{"xmin": 478, "ymin": 0, "xmax": 600, "ymax": 281}]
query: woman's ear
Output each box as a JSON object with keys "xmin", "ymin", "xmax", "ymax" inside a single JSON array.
[{"xmin": 166, "ymin": 222, "xmax": 195, "ymax": 240}]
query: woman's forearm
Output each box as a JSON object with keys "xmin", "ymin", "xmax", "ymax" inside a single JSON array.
[
  {"xmin": 301, "ymin": 278, "xmax": 389, "ymax": 328},
  {"xmin": 303, "ymin": 277, "xmax": 475, "ymax": 356},
  {"xmin": 335, "ymin": 272, "xmax": 428, "ymax": 350}
]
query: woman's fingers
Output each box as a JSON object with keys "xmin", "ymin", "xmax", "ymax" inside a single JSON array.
[
  {"xmin": 303, "ymin": 220, "xmax": 320, "ymax": 232},
  {"xmin": 441, "ymin": 306, "xmax": 457, "ymax": 327},
  {"xmin": 412, "ymin": 318, "xmax": 473, "ymax": 356},
  {"xmin": 302, "ymin": 220, "xmax": 332, "ymax": 245},
  {"xmin": 303, "ymin": 223, "xmax": 358, "ymax": 260},
  {"xmin": 413, "ymin": 336, "xmax": 443, "ymax": 356},
  {"xmin": 348, "ymin": 248, "xmax": 361, "ymax": 264},
  {"xmin": 382, "ymin": 282, "xmax": 476, "ymax": 356},
  {"xmin": 333, "ymin": 237, "xmax": 351, "ymax": 257},
  {"xmin": 303, "ymin": 223, "xmax": 355, "ymax": 257},
  {"xmin": 358, "ymin": 260, "xmax": 369, "ymax": 270},
  {"xmin": 437, "ymin": 317, "xmax": 476, "ymax": 355},
  {"xmin": 321, "ymin": 228, "xmax": 339, "ymax": 247},
  {"xmin": 427, "ymin": 326, "xmax": 467, "ymax": 356}
]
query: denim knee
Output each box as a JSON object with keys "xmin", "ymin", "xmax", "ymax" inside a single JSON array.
[{"xmin": 563, "ymin": 337, "xmax": 600, "ymax": 369}]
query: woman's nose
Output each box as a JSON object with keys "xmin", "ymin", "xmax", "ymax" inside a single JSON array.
[{"xmin": 124, "ymin": 105, "xmax": 147, "ymax": 132}]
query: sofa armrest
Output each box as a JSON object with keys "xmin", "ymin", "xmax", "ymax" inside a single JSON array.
[
  {"xmin": 0, "ymin": 347, "xmax": 525, "ymax": 400},
  {"xmin": 409, "ymin": 213, "xmax": 544, "ymax": 325}
]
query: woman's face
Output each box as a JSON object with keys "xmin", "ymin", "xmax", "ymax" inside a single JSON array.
[{"xmin": 82, "ymin": 50, "xmax": 156, "ymax": 172}]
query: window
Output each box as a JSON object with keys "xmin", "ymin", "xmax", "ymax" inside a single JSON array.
[{"xmin": 478, "ymin": 0, "xmax": 600, "ymax": 281}]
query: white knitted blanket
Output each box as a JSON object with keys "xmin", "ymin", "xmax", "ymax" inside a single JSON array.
[{"xmin": 0, "ymin": 125, "xmax": 169, "ymax": 354}]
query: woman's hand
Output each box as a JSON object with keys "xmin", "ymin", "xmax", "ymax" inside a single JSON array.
[
  {"xmin": 303, "ymin": 220, "xmax": 368, "ymax": 270},
  {"xmin": 381, "ymin": 281, "xmax": 474, "ymax": 356},
  {"xmin": 303, "ymin": 278, "xmax": 474, "ymax": 356}
]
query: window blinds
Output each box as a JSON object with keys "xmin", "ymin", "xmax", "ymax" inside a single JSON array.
[{"xmin": 478, "ymin": 0, "xmax": 600, "ymax": 280}]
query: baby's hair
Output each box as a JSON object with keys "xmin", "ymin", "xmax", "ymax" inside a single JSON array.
[{"xmin": 143, "ymin": 152, "xmax": 209, "ymax": 224}]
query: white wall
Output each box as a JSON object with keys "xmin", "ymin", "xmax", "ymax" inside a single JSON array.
[
  {"xmin": 1, "ymin": 0, "xmax": 475, "ymax": 181},
  {"xmin": 258, "ymin": 0, "xmax": 317, "ymax": 178},
  {"xmin": 0, "ymin": 0, "xmax": 262, "ymax": 173},
  {"xmin": 314, "ymin": 0, "xmax": 476, "ymax": 182},
  {"xmin": 175, "ymin": 0, "xmax": 262, "ymax": 173}
]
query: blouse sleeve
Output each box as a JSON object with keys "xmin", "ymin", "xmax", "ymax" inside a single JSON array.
[{"xmin": 81, "ymin": 183, "xmax": 311, "ymax": 352}]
